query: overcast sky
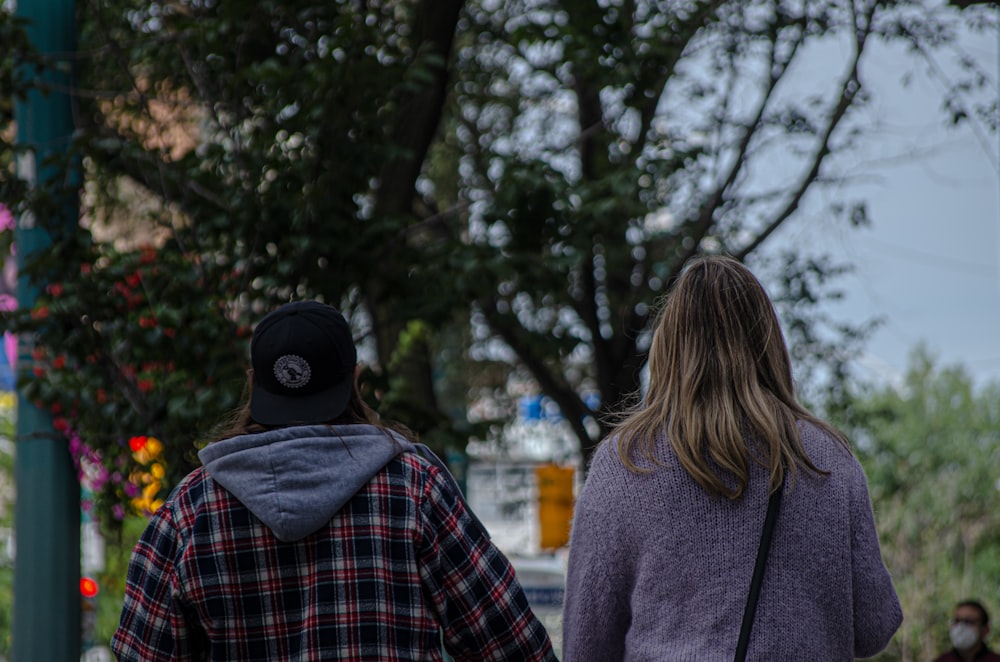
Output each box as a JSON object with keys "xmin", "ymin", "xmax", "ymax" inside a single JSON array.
[{"xmin": 777, "ymin": 19, "xmax": 1000, "ymax": 391}]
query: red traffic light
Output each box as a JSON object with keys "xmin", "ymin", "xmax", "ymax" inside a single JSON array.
[{"xmin": 80, "ymin": 576, "xmax": 99, "ymax": 598}]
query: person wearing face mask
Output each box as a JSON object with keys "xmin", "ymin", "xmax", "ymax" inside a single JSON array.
[{"xmin": 933, "ymin": 600, "xmax": 1000, "ymax": 662}]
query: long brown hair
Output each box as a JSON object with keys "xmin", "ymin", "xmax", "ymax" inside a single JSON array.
[{"xmin": 613, "ymin": 255, "xmax": 849, "ymax": 499}]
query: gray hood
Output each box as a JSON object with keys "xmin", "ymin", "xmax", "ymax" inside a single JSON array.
[{"xmin": 198, "ymin": 423, "xmax": 420, "ymax": 542}]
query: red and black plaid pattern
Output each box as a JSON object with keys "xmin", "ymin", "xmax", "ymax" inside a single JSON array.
[{"xmin": 112, "ymin": 453, "xmax": 556, "ymax": 661}]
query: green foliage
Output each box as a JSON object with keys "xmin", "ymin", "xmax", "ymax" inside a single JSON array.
[
  {"xmin": 2, "ymin": 238, "xmax": 249, "ymax": 528},
  {"xmin": 832, "ymin": 347, "xmax": 1000, "ymax": 661},
  {"xmin": 93, "ymin": 517, "xmax": 146, "ymax": 649},
  {"xmin": 0, "ymin": 394, "xmax": 13, "ymax": 657},
  {"xmin": 2, "ymin": 0, "xmax": 453, "ymax": 528},
  {"xmin": 72, "ymin": 0, "xmax": 411, "ymax": 295},
  {"xmin": 432, "ymin": 0, "xmax": 996, "ymax": 462},
  {"xmin": 1, "ymin": 0, "xmax": 995, "ymax": 528}
]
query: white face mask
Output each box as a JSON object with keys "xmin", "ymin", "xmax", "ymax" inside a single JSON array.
[{"xmin": 950, "ymin": 623, "xmax": 980, "ymax": 651}]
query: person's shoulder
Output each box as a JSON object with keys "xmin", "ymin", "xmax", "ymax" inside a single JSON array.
[
  {"xmin": 797, "ymin": 418, "xmax": 846, "ymax": 444},
  {"xmin": 592, "ymin": 432, "xmax": 647, "ymax": 465},
  {"xmin": 589, "ymin": 435, "xmax": 617, "ymax": 465},
  {"xmin": 385, "ymin": 449, "xmax": 450, "ymax": 493},
  {"xmin": 797, "ymin": 419, "xmax": 854, "ymax": 461},
  {"xmin": 578, "ymin": 435, "xmax": 661, "ymax": 505},
  {"xmin": 171, "ymin": 464, "xmax": 252, "ymax": 519},
  {"xmin": 582, "ymin": 436, "xmax": 633, "ymax": 478},
  {"xmin": 394, "ymin": 447, "xmax": 435, "ymax": 472},
  {"xmin": 166, "ymin": 465, "xmax": 212, "ymax": 502}
]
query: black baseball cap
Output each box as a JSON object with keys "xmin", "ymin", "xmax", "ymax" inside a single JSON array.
[{"xmin": 249, "ymin": 301, "xmax": 357, "ymax": 426}]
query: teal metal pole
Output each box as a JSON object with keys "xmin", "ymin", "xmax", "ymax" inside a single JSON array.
[{"xmin": 12, "ymin": 0, "xmax": 81, "ymax": 659}]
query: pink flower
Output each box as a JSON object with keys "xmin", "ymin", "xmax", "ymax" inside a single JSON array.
[
  {"xmin": 0, "ymin": 205, "xmax": 14, "ymax": 232},
  {"xmin": 112, "ymin": 504, "xmax": 125, "ymax": 521},
  {"xmin": 93, "ymin": 466, "xmax": 109, "ymax": 489}
]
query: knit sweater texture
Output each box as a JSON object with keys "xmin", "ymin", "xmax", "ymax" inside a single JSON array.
[{"xmin": 562, "ymin": 420, "xmax": 902, "ymax": 661}]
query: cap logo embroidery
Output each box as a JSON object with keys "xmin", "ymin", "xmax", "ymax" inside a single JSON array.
[{"xmin": 273, "ymin": 355, "xmax": 311, "ymax": 389}]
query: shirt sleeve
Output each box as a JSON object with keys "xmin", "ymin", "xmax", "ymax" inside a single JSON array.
[
  {"xmin": 415, "ymin": 462, "xmax": 557, "ymax": 662},
  {"xmin": 848, "ymin": 459, "xmax": 904, "ymax": 658},
  {"xmin": 111, "ymin": 505, "xmax": 200, "ymax": 661},
  {"xmin": 560, "ymin": 446, "xmax": 631, "ymax": 661}
]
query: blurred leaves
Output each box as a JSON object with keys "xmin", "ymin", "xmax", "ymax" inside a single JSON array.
[
  {"xmin": 1, "ymin": 0, "xmax": 995, "ymax": 526},
  {"xmin": 832, "ymin": 348, "xmax": 1000, "ymax": 660}
]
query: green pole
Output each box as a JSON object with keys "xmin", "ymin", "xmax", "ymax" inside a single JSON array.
[{"xmin": 12, "ymin": 0, "xmax": 81, "ymax": 660}]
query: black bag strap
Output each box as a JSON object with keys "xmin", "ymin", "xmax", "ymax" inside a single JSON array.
[{"xmin": 734, "ymin": 475, "xmax": 785, "ymax": 662}]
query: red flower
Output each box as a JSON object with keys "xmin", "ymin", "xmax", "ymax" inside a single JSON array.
[
  {"xmin": 30, "ymin": 306, "xmax": 49, "ymax": 320},
  {"xmin": 137, "ymin": 379, "xmax": 154, "ymax": 393},
  {"xmin": 139, "ymin": 316, "xmax": 158, "ymax": 328},
  {"xmin": 129, "ymin": 436, "xmax": 147, "ymax": 452},
  {"xmin": 51, "ymin": 355, "xmax": 66, "ymax": 370},
  {"xmin": 139, "ymin": 246, "xmax": 157, "ymax": 264},
  {"xmin": 46, "ymin": 283, "xmax": 64, "ymax": 297}
]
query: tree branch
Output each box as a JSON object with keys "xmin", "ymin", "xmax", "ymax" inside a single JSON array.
[
  {"xmin": 735, "ymin": 3, "xmax": 876, "ymax": 259},
  {"xmin": 674, "ymin": 13, "xmax": 804, "ymax": 271},
  {"xmin": 482, "ymin": 300, "xmax": 595, "ymax": 446}
]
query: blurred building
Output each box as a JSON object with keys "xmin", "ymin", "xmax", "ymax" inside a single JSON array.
[{"xmin": 465, "ymin": 394, "xmax": 587, "ymax": 657}]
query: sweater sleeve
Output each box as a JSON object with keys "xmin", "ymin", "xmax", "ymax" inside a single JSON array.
[
  {"xmin": 561, "ymin": 445, "xmax": 631, "ymax": 661},
  {"xmin": 111, "ymin": 505, "xmax": 200, "ymax": 661},
  {"xmin": 416, "ymin": 462, "xmax": 557, "ymax": 662},
  {"xmin": 848, "ymin": 459, "xmax": 904, "ymax": 658}
]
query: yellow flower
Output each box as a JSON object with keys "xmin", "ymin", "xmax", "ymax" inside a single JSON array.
[
  {"xmin": 145, "ymin": 437, "xmax": 163, "ymax": 456},
  {"xmin": 142, "ymin": 481, "xmax": 161, "ymax": 500},
  {"xmin": 130, "ymin": 497, "xmax": 149, "ymax": 514}
]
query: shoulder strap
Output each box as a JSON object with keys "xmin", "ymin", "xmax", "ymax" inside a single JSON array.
[{"xmin": 734, "ymin": 475, "xmax": 785, "ymax": 662}]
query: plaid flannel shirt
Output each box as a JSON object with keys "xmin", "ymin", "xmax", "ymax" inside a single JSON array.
[{"xmin": 112, "ymin": 452, "xmax": 556, "ymax": 661}]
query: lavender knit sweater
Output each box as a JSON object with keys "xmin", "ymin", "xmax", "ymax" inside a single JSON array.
[{"xmin": 562, "ymin": 421, "xmax": 902, "ymax": 661}]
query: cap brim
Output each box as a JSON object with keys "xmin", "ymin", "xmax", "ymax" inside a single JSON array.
[{"xmin": 249, "ymin": 375, "xmax": 354, "ymax": 427}]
